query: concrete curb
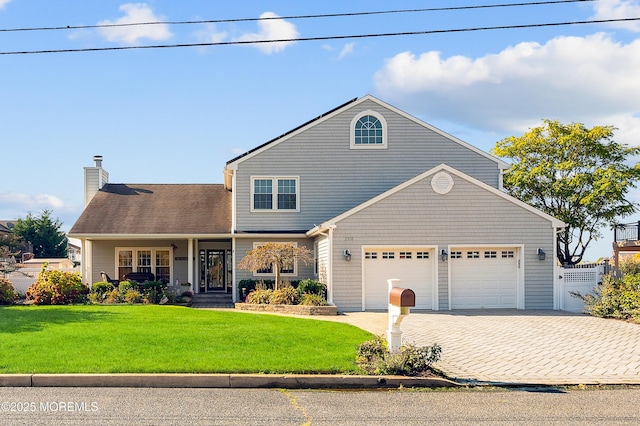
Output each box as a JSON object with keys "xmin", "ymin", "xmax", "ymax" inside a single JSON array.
[{"xmin": 1, "ymin": 374, "xmax": 461, "ymax": 389}]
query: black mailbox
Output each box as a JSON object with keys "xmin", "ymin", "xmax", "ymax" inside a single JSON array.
[{"xmin": 389, "ymin": 287, "xmax": 416, "ymax": 307}]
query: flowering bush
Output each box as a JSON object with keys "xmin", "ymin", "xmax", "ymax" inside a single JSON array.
[
  {"xmin": 0, "ymin": 277, "xmax": 18, "ymax": 305},
  {"xmin": 26, "ymin": 265, "xmax": 89, "ymax": 305}
]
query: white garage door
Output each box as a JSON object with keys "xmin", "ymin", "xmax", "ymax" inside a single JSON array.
[
  {"xmin": 363, "ymin": 247, "xmax": 434, "ymax": 310},
  {"xmin": 450, "ymin": 248, "xmax": 518, "ymax": 309}
]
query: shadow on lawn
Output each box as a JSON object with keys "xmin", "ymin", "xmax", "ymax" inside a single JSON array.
[{"xmin": 0, "ymin": 306, "xmax": 118, "ymax": 334}]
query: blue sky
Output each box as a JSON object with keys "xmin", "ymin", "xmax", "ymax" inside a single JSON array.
[{"xmin": 1, "ymin": 0, "xmax": 639, "ymax": 261}]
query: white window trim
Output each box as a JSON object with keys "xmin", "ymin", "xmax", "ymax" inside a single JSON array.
[
  {"xmin": 114, "ymin": 247, "xmax": 173, "ymax": 283},
  {"xmin": 350, "ymin": 110, "xmax": 388, "ymax": 150},
  {"xmin": 251, "ymin": 242, "xmax": 299, "ymax": 277},
  {"xmin": 250, "ymin": 176, "xmax": 300, "ymax": 212}
]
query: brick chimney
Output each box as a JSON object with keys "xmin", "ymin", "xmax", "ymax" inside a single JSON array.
[{"xmin": 84, "ymin": 155, "xmax": 109, "ymax": 207}]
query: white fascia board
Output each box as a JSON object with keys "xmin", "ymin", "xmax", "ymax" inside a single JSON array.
[
  {"xmin": 225, "ymin": 94, "xmax": 509, "ymax": 171},
  {"xmin": 225, "ymin": 97, "xmax": 367, "ymax": 169},
  {"xmin": 68, "ymin": 233, "xmax": 234, "ymax": 240},
  {"xmin": 313, "ymin": 163, "xmax": 566, "ymax": 231},
  {"xmin": 359, "ymin": 95, "xmax": 510, "ymax": 170},
  {"xmin": 232, "ymin": 233, "xmax": 309, "ymax": 239}
]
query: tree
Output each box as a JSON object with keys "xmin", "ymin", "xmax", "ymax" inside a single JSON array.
[
  {"xmin": 237, "ymin": 242, "xmax": 313, "ymax": 289},
  {"xmin": 492, "ymin": 119, "xmax": 640, "ymax": 265},
  {"xmin": 12, "ymin": 210, "xmax": 67, "ymax": 258}
]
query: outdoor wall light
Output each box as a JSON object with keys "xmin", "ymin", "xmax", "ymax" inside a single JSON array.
[
  {"xmin": 440, "ymin": 249, "xmax": 448, "ymax": 262},
  {"xmin": 343, "ymin": 249, "xmax": 352, "ymax": 262},
  {"xmin": 537, "ymin": 248, "xmax": 546, "ymax": 261}
]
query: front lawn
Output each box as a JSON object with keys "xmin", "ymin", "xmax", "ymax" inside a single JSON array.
[{"xmin": 0, "ymin": 305, "xmax": 373, "ymax": 374}]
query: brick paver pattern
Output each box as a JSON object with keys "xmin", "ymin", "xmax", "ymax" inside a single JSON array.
[{"xmin": 320, "ymin": 310, "xmax": 640, "ymax": 385}]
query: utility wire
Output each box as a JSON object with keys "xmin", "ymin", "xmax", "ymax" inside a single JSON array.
[
  {"xmin": 0, "ymin": 0, "xmax": 595, "ymax": 33},
  {"xmin": 0, "ymin": 16, "xmax": 636, "ymax": 56}
]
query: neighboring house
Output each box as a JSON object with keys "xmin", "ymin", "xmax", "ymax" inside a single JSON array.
[
  {"xmin": 67, "ymin": 240, "xmax": 81, "ymax": 264},
  {"xmin": 23, "ymin": 258, "xmax": 76, "ymax": 270},
  {"xmin": 0, "ymin": 221, "xmax": 14, "ymax": 235},
  {"xmin": 70, "ymin": 95, "xmax": 565, "ymax": 311}
]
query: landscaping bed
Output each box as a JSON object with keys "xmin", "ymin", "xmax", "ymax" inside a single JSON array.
[{"xmin": 234, "ymin": 302, "xmax": 337, "ymax": 316}]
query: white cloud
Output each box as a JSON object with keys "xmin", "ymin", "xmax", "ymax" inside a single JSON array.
[
  {"xmin": 0, "ymin": 0, "xmax": 12, "ymax": 10},
  {"xmin": 0, "ymin": 192, "xmax": 66, "ymax": 215},
  {"xmin": 374, "ymin": 33, "xmax": 640, "ymax": 147},
  {"xmin": 339, "ymin": 43, "xmax": 355, "ymax": 59},
  {"xmin": 97, "ymin": 3, "xmax": 172, "ymax": 45},
  {"xmin": 194, "ymin": 23, "xmax": 227, "ymax": 44},
  {"xmin": 234, "ymin": 12, "xmax": 298, "ymax": 54},
  {"xmin": 592, "ymin": 0, "xmax": 640, "ymax": 32}
]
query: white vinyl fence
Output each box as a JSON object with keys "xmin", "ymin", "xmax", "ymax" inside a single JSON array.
[{"xmin": 558, "ymin": 263, "xmax": 608, "ymax": 313}]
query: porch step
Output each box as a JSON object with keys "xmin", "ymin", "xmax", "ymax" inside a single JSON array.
[{"xmin": 191, "ymin": 292, "xmax": 235, "ymax": 309}]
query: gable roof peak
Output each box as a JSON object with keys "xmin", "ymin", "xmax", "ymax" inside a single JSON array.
[{"xmin": 224, "ymin": 95, "xmax": 508, "ymax": 170}]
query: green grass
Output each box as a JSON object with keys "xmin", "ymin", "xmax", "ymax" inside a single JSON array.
[{"xmin": 0, "ymin": 305, "xmax": 373, "ymax": 374}]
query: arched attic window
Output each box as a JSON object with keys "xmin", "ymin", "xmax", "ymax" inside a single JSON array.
[{"xmin": 350, "ymin": 110, "xmax": 388, "ymax": 149}]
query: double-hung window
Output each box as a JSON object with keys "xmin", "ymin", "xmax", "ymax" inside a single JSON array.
[
  {"xmin": 252, "ymin": 242, "xmax": 298, "ymax": 277},
  {"xmin": 251, "ymin": 177, "xmax": 299, "ymax": 211},
  {"xmin": 116, "ymin": 247, "xmax": 172, "ymax": 284}
]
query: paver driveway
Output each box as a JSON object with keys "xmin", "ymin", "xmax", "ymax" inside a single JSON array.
[{"xmin": 323, "ymin": 310, "xmax": 640, "ymax": 385}]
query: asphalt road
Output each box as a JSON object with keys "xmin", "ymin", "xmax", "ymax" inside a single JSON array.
[{"xmin": 1, "ymin": 386, "xmax": 639, "ymax": 425}]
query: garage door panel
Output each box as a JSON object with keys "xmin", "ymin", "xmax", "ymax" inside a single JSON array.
[
  {"xmin": 364, "ymin": 248, "xmax": 433, "ymax": 310},
  {"xmin": 450, "ymin": 248, "xmax": 518, "ymax": 309}
]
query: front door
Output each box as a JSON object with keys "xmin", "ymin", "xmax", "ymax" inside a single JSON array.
[{"xmin": 199, "ymin": 249, "xmax": 226, "ymax": 293}]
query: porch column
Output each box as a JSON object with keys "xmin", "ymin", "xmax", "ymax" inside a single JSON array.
[
  {"xmin": 188, "ymin": 239, "xmax": 194, "ymax": 286},
  {"xmin": 84, "ymin": 239, "xmax": 93, "ymax": 286}
]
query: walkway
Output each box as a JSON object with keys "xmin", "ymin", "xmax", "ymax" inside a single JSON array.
[{"xmin": 320, "ymin": 310, "xmax": 640, "ymax": 385}]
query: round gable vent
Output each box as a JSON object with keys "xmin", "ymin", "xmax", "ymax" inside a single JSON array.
[{"xmin": 431, "ymin": 171, "xmax": 454, "ymax": 195}]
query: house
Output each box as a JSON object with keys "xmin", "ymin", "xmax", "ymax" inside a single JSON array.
[
  {"xmin": 70, "ymin": 95, "xmax": 565, "ymax": 311},
  {"xmin": 22, "ymin": 258, "xmax": 76, "ymax": 270},
  {"xmin": 0, "ymin": 221, "xmax": 15, "ymax": 235},
  {"xmin": 612, "ymin": 221, "xmax": 640, "ymax": 268},
  {"xmin": 67, "ymin": 240, "xmax": 81, "ymax": 264}
]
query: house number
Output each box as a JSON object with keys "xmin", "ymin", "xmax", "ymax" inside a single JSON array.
[{"xmin": 344, "ymin": 237, "xmax": 354, "ymax": 241}]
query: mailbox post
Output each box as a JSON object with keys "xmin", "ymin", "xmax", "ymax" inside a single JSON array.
[{"xmin": 386, "ymin": 278, "xmax": 416, "ymax": 353}]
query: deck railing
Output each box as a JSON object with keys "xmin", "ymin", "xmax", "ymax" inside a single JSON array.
[{"xmin": 614, "ymin": 221, "xmax": 640, "ymax": 242}]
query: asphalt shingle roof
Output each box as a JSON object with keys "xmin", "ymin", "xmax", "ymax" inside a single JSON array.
[{"xmin": 69, "ymin": 184, "xmax": 231, "ymax": 235}]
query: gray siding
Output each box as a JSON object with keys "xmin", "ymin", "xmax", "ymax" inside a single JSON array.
[
  {"xmin": 328, "ymin": 173, "xmax": 555, "ymax": 311},
  {"xmin": 89, "ymin": 239, "xmax": 178, "ymax": 284},
  {"xmin": 87, "ymin": 239, "xmax": 228, "ymax": 286},
  {"xmin": 233, "ymin": 237, "xmax": 315, "ymax": 284},
  {"xmin": 316, "ymin": 236, "xmax": 329, "ymax": 285},
  {"xmin": 234, "ymin": 99, "xmax": 501, "ymax": 232}
]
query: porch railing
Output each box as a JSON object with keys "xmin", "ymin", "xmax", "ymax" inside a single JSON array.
[{"xmin": 614, "ymin": 221, "xmax": 640, "ymax": 242}]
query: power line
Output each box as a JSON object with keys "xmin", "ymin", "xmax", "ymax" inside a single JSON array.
[
  {"xmin": 1, "ymin": 16, "xmax": 635, "ymax": 56},
  {"xmin": 0, "ymin": 0, "xmax": 595, "ymax": 33}
]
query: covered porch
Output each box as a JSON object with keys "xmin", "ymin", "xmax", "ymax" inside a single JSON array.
[{"xmin": 78, "ymin": 237, "xmax": 234, "ymax": 298}]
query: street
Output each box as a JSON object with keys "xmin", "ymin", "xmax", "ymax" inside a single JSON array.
[{"xmin": 1, "ymin": 386, "xmax": 639, "ymax": 425}]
